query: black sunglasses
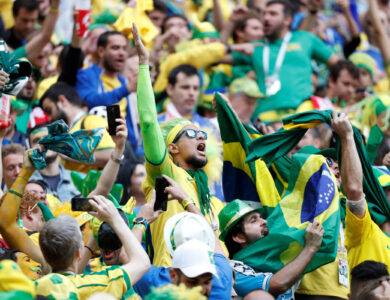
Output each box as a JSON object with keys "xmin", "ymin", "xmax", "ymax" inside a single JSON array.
[{"xmin": 172, "ymin": 129, "xmax": 207, "ymax": 143}]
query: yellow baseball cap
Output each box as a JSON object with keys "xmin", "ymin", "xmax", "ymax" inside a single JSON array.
[{"xmin": 229, "ymin": 77, "xmax": 264, "ymax": 99}]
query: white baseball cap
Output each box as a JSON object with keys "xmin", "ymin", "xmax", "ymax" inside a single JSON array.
[
  {"xmin": 164, "ymin": 212, "xmax": 215, "ymax": 256},
  {"xmin": 172, "ymin": 239, "xmax": 217, "ymax": 278}
]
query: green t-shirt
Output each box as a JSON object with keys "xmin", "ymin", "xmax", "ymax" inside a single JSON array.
[{"xmin": 232, "ymin": 31, "xmax": 333, "ymax": 115}]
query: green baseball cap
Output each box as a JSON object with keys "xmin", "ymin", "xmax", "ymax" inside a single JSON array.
[
  {"xmin": 218, "ymin": 199, "xmax": 261, "ymax": 241},
  {"xmin": 229, "ymin": 77, "xmax": 264, "ymax": 99}
]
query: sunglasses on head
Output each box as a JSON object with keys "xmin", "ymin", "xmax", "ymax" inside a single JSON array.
[{"xmin": 172, "ymin": 129, "xmax": 207, "ymax": 143}]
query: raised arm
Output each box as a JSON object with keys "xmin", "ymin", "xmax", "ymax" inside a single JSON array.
[
  {"xmin": 89, "ymin": 117, "xmax": 127, "ymax": 198},
  {"xmin": 133, "ymin": 23, "xmax": 166, "ymax": 164},
  {"xmin": 57, "ymin": 12, "xmax": 85, "ymax": 85},
  {"xmin": 212, "ymin": 0, "xmax": 225, "ymax": 32},
  {"xmin": 24, "ymin": 0, "xmax": 60, "ymax": 64},
  {"xmin": 89, "ymin": 195, "xmax": 150, "ymax": 284},
  {"xmin": 0, "ymin": 151, "xmax": 48, "ymax": 271},
  {"xmin": 368, "ymin": 0, "xmax": 390, "ymax": 67},
  {"xmin": 331, "ymin": 111, "xmax": 365, "ymax": 217}
]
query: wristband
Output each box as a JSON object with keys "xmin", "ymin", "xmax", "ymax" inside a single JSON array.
[
  {"xmin": 9, "ymin": 190, "xmax": 23, "ymax": 198},
  {"xmin": 111, "ymin": 153, "xmax": 124, "ymax": 164},
  {"xmin": 49, "ymin": 7, "xmax": 59, "ymax": 13},
  {"xmin": 84, "ymin": 245, "xmax": 94, "ymax": 255},
  {"xmin": 182, "ymin": 198, "xmax": 195, "ymax": 209}
]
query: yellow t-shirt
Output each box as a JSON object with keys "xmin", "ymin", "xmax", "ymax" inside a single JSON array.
[
  {"xmin": 345, "ymin": 203, "xmax": 390, "ymax": 271},
  {"xmin": 36, "ymin": 273, "xmax": 79, "ymax": 300},
  {"xmin": 62, "ymin": 114, "xmax": 115, "ymax": 173},
  {"xmin": 87, "ymin": 258, "xmax": 140, "ymax": 300},
  {"xmin": 101, "ymin": 73, "xmax": 127, "ymax": 117},
  {"xmin": 296, "ymin": 234, "xmax": 348, "ymax": 299},
  {"xmin": 63, "ymin": 266, "xmax": 132, "ymax": 300},
  {"xmin": 143, "ymin": 153, "xmax": 226, "ymax": 267}
]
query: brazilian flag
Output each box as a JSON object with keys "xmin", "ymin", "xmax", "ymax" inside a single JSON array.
[
  {"xmin": 215, "ymin": 93, "xmax": 281, "ymax": 217},
  {"xmin": 246, "ymin": 110, "xmax": 390, "ymax": 225},
  {"xmin": 234, "ymin": 153, "xmax": 340, "ymax": 274}
]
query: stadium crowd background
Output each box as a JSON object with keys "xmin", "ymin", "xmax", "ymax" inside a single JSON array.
[{"xmin": 0, "ymin": 0, "xmax": 390, "ymax": 299}]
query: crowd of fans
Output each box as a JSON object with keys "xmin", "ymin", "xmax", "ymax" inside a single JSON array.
[{"xmin": 1, "ymin": 0, "xmax": 390, "ymax": 299}]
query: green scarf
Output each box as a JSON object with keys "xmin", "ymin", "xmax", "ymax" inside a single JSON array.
[
  {"xmin": 185, "ymin": 169, "xmax": 211, "ymax": 215},
  {"xmin": 246, "ymin": 110, "xmax": 390, "ymax": 225}
]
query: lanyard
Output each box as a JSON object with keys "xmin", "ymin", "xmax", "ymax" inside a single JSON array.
[{"xmin": 263, "ymin": 32, "xmax": 292, "ymax": 77}]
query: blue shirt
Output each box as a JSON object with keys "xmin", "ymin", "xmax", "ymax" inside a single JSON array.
[
  {"xmin": 134, "ymin": 253, "xmax": 232, "ymax": 299},
  {"xmin": 29, "ymin": 164, "xmax": 79, "ymax": 203},
  {"xmin": 231, "ymin": 260, "xmax": 296, "ymax": 300}
]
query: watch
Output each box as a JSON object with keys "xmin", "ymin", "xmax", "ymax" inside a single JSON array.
[
  {"xmin": 133, "ymin": 217, "xmax": 148, "ymax": 229},
  {"xmin": 111, "ymin": 153, "xmax": 124, "ymax": 164}
]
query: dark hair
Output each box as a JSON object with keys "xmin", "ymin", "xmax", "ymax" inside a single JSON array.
[
  {"xmin": 161, "ymin": 14, "xmax": 190, "ymax": 34},
  {"xmin": 247, "ymin": 0, "xmax": 262, "ymax": 13},
  {"xmin": 27, "ymin": 179, "xmax": 47, "ymax": 192},
  {"xmin": 97, "ymin": 31, "xmax": 127, "ymax": 49},
  {"xmin": 329, "ymin": 59, "xmax": 360, "ymax": 82},
  {"xmin": 58, "ymin": 45, "xmax": 85, "ymax": 73},
  {"xmin": 40, "ymin": 82, "xmax": 85, "ymax": 108},
  {"xmin": 0, "ymin": 249, "xmax": 19, "ymax": 262},
  {"xmin": 153, "ymin": 0, "xmax": 168, "ymax": 13},
  {"xmin": 168, "ymin": 64, "xmax": 199, "ymax": 87},
  {"xmin": 13, "ymin": 0, "xmax": 39, "ymax": 16},
  {"xmin": 224, "ymin": 219, "xmax": 245, "ymax": 258},
  {"xmin": 265, "ymin": 0, "xmax": 295, "ymax": 17},
  {"xmin": 98, "ymin": 209, "xmax": 129, "ymax": 251},
  {"xmin": 232, "ymin": 12, "xmax": 262, "ymax": 42},
  {"xmin": 351, "ymin": 260, "xmax": 389, "ymax": 292}
]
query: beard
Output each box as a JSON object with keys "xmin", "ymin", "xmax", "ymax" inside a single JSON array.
[
  {"xmin": 44, "ymin": 152, "xmax": 58, "ymax": 165},
  {"xmin": 265, "ymin": 22, "xmax": 285, "ymax": 41},
  {"xmin": 103, "ymin": 56, "xmax": 120, "ymax": 73},
  {"xmin": 55, "ymin": 106, "xmax": 68, "ymax": 124},
  {"xmin": 186, "ymin": 155, "xmax": 208, "ymax": 169}
]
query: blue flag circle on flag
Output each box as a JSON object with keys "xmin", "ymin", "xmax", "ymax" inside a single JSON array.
[{"xmin": 301, "ymin": 163, "xmax": 335, "ymax": 223}]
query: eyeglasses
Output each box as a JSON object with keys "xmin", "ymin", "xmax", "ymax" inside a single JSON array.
[{"xmin": 172, "ymin": 129, "xmax": 207, "ymax": 143}]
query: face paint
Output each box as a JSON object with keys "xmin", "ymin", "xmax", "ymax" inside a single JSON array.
[{"xmin": 16, "ymin": 252, "xmax": 42, "ymax": 279}]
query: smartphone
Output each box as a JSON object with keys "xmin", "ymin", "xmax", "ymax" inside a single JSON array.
[
  {"xmin": 154, "ymin": 176, "xmax": 169, "ymax": 211},
  {"xmin": 71, "ymin": 197, "xmax": 95, "ymax": 212},
  {"xmin": 106, "ymin": 104, "xmax": 120, "ymax": 136}
]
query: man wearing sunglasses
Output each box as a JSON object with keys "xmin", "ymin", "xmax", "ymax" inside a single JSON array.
[{"xmin": 134, "ymin": 24, "xmax": 225, "ymax": 268}]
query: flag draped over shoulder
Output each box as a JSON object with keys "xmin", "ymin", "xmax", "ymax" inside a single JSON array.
[
  {"xmin": 215, "ymin": 93, "xmax": 281, "ymax": 217},
  {"xmin": 246, "ymin": 110, "xmax": 390, "ymax": 225},
  {"xmin": 234, "ymin": 153, "xmax": 340, "ymax": 274}
]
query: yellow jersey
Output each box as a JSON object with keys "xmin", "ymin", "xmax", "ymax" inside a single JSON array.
[{"xmin": 345, "ymin": 203, "xmax": 390, "ymax": 271}]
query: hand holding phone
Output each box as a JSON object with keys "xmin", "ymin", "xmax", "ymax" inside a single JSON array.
[
  {"xmin": 71, "ymin": 197, "xmax": 95, "ymax": 212},
  {"xmin": 154, "ymin": 176, "xmax": 169, "ymax": 211},
  {"xmin": 107, "ymin": 104, "xmax": 121, "ymax": 136}
]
